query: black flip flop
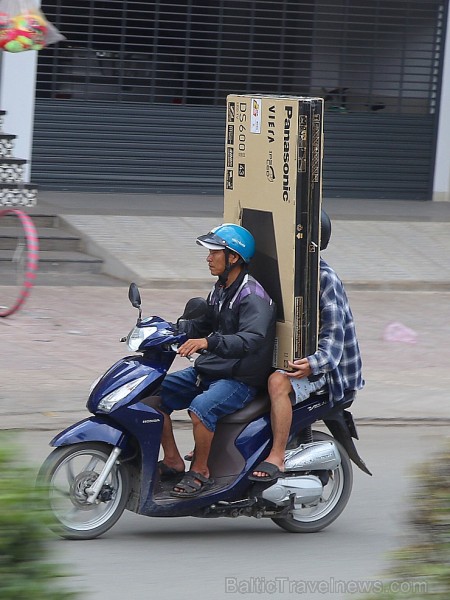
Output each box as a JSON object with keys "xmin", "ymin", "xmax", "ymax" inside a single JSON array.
[
  {"xmin": 248, "ymin": 461, "xmax": 284, "ymax": 482},
  {"xmin": 170, "ymin": 470, "xmax": 214, "ymax": 498}
]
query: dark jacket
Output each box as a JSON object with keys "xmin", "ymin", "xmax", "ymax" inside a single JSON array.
[{"xmin": 178, "ymin": 270, "xmax": 276, "ymax": 388}]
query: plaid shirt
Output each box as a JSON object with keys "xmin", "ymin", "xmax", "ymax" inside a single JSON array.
[{"xmin": 307, "ymin": 258, "xmax": 364, "ymax": 403}]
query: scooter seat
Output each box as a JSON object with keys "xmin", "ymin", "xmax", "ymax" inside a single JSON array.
[{"xmin": 219, "ymin": 393, "xmax": 270, "ymax": 424}]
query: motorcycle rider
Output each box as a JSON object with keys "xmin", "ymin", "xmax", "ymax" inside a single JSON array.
[
  {"xmin": 158, "ymin": 224, "xmax": 277, "ymax": 497},
  {"xmin": 250, "ymin": 210, "xmax": 364, "ymax": 481}
]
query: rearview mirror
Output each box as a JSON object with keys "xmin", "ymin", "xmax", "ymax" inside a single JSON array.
[{"xmin": 128, "ymin": 283, "xmax": 141, "ymax": 309}]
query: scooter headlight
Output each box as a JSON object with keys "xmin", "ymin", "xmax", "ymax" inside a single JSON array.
[
  {"xmin": 97, "ymin": 375, "xmax": 147, "ymax": 413},
  {"xmin": 127, "ymin": 326, "xmax": 158, "ymax": 351}
]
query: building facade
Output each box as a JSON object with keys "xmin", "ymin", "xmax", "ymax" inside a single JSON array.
[{"xmin": 1, "ymin": 0, "xmax": 449, "ymax": 200}]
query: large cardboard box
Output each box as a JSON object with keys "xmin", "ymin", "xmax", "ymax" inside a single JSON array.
[{"xmin": 223, "ymin": 95, "xmax": 324, "ymax": 369}]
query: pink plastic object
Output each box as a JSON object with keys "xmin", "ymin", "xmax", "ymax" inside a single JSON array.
[{"xmin": 383, "ymin": 322, "xmax": 418, "ymax": 344}]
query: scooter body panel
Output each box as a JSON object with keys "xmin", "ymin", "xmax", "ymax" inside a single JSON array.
[
  {"xmin": 87, "ymin": 354, "xmax": 171, "ymax": 413},
  {"xmin": 50, "ymin": 416, "xmax": 127, "ymax": 448},
  {"xmin": 137, "ymin": 400, "xmax": 335, "ymax": 518}
]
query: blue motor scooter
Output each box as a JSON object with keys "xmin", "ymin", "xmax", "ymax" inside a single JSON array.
[{"xmin": 38, "ymin": 284, "xmax": 371, "ymax": 539}]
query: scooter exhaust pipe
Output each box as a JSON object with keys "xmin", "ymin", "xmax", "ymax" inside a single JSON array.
[
  {"xmin": 262, "ymin": 475, "xmax": 323, "ymax": 506},
  {"xmin": 284, "ymin": 441, "xmax": 341, "ymax": 472},
  {"xmin": 261, "ymin": 442, "xmax": 342, "ymax": 507}
]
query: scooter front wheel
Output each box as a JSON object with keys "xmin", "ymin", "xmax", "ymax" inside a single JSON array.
[
  {"xmin": 271, "ymin": 431, "xmax": 353, "ymax": 533},
  {"xmin": 38, "ymin": 442, "xmax": 130, "ymax": 540}
]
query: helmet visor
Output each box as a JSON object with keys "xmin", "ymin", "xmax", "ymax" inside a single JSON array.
[{"xmin": 196, "ymin": 232, "xmax": 228, "ymax": 251}]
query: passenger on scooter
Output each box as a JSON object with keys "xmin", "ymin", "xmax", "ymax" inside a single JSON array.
[
  {"xmin": 250, "ymin": 210, "xmax": 364, "ymax": 481},
  {"xmin": 157, "ymin": 223, "xmax": 277, "ymax": 498}
]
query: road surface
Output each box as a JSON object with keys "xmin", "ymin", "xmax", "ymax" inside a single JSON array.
[{"xmin": 15, "ymin": 424, "xmax": 447, "ymax": 600}]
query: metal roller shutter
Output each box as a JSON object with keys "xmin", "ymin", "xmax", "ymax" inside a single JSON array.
[
  {"xmin": 33, "ymin": 0, "xmax": 448, "ymax": 199},
  {"xmin": 32, "ymin": 101, "xmax": 226, "ymax": 193}
]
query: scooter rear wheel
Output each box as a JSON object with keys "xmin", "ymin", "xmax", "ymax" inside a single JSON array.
[
  {"xmin": 271, "ymin": 431, "xmax": 353, "ymax": 533},
  {"xmin": 38, "ymin": 442, "xmax": 130, "ymax": 540}
]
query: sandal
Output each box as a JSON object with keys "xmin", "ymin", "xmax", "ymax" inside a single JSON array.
[
  {"xmin": 157, "ymin": 460, "xmax": 185, "ymax": 482},
  {"xmin": 184, "ymin": 450, "xmax": 194, "ymax": 462},
  {"xmin": 248, "ymin": 461, "xmax": 283, "ymax": 482},
  {"xmin": 170, "ymin": 470, "xmax": 214, "ymax": 498}
]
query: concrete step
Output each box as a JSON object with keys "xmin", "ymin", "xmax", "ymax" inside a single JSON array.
[
  {"xmin": 0, "ymin": 249, "xmax": 103, "ymax": 274},
  {"xmin": 37, "ymin": 250, "xmax": 103, "ymax": 273},
  {"xmin": 0, "ymin": 213, "xmax": 58, "ymax": 228},
  {"xmin": 0, "ymin": 226, "xmax": 81, "ymax": 252},
  {"xmin": 0, "ymin": 212, "xmax": 104, "ymax": 275}
]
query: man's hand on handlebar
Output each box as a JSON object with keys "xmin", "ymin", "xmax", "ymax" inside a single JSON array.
[{"xmin": 177, "ymin": 338, "xmax": 208, "ymax": 358}]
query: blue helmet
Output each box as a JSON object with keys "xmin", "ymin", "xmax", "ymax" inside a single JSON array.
[{"xmin": 196, "ymin": 223, "xmax": 255, "ymax": 263}]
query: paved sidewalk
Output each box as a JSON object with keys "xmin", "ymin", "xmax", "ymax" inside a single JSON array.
[
  {"xmin": 59, "ymin": 215, "xmax": 450, "ymax": 290},
  {"xmin": 1, "ymin": 285, "xmax": 450, "ymax": 431},
  {"xmin": 1, "ymin": 192, "xmax": 450, "ymax": 430},
  {"xmin": 28, "ymin": 192, "xmax": 450, "ymax": 289}
]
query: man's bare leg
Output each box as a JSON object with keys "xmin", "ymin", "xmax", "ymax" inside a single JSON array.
[
  {"xmin": 187, "ymin": 413, "xmax": 213, "ymax": 479},
  {"xmin": 160, "ymin": 412, "xmax": 185, "ymax": 472},
  {"xmin": 252, "ymin": 371, "xmax": 293, "ymax": 477},
  {"xmin": 173, "ymin": 412, "xmax": 214, "ymax": 492}
]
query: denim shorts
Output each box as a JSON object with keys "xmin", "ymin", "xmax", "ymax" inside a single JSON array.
[{"xmin": 159, "ymin": 366, "xmax": 257, "ymax": 432}]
